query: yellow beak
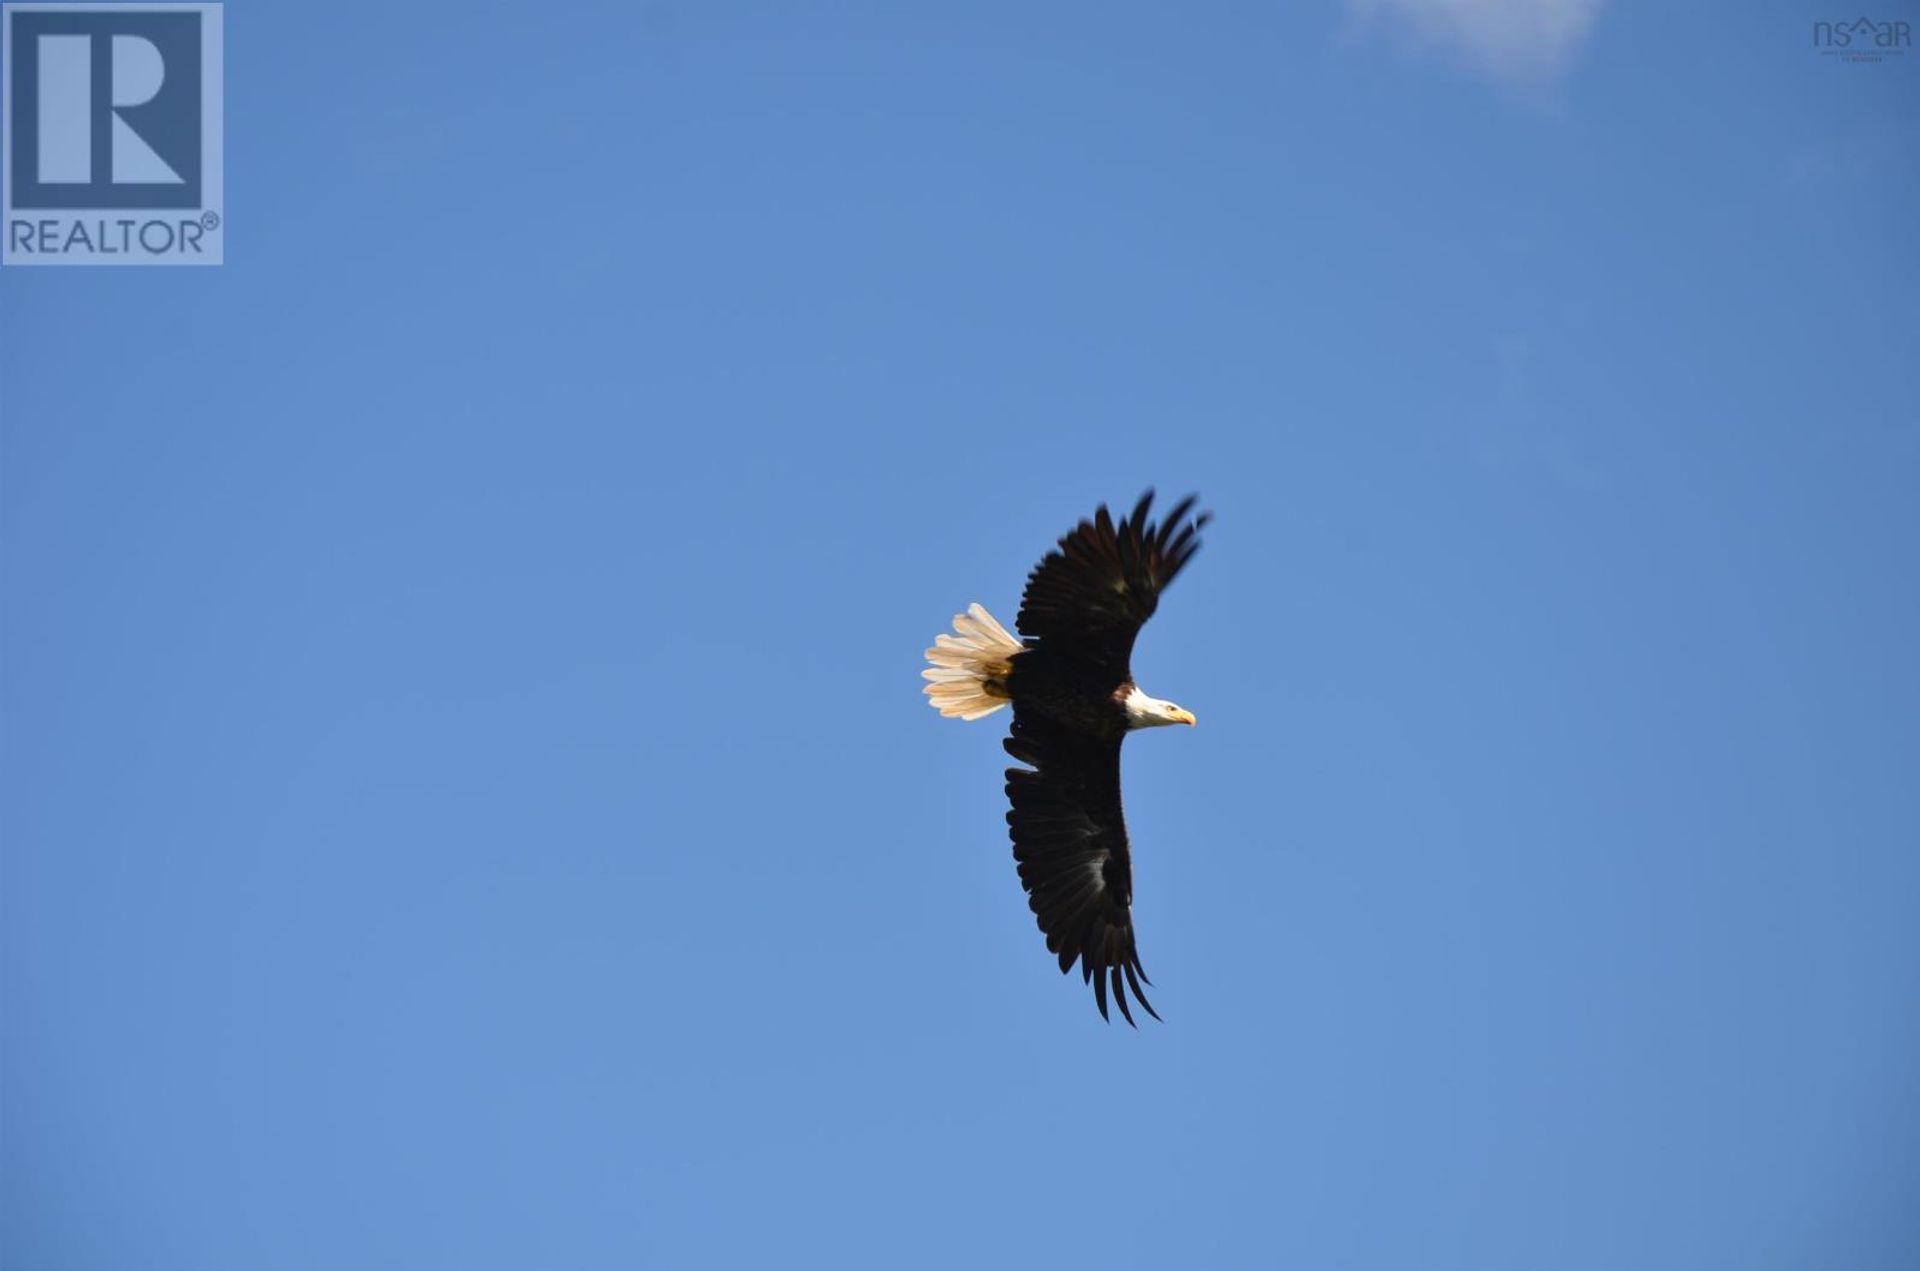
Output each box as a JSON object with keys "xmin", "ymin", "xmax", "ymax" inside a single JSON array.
[{"xmin": 1171, "ymin": 708, "xmax": 1197, "ymax": 726}]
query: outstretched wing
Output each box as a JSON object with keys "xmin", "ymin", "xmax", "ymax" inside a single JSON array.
[
  {"xmin": 1015, "ymin": 490, "xmax": 1211, "ymax": 678},
  {"xmin": 1003, "ymin": 706, "xmax": 1157, "ymax": 1024}
]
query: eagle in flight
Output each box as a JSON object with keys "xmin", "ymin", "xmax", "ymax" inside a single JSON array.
[{"xmin": 923, "ymin": 491, "xmax": 1210, "ymax": 1024}]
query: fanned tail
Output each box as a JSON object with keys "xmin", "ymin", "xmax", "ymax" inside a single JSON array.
[{"xmin": 921, "ymin": 603, "xmax": 1023, "ymax": 721}]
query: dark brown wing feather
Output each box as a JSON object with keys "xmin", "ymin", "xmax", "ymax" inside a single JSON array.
[
  {"xmin": 1014, "ymin": 489, "xmax": 1211, "ymax": 677},
  {"xmin": 1004, "ymin": 707, "xmax": 1158, "ymax": 1025}
]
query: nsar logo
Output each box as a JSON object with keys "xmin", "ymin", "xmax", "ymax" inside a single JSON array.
[
  {"xmin": 3, "ymin": 3, "xmax": 223, "ymax": 265},
  {"xmin": 1812, "ymin": 16, "xmax": 1912, "ymax": 62}
]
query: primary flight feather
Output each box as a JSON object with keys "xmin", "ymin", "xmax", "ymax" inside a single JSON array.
[{"xmin": 923, "ymin": 490, "xmax": 1211, "ymax": 1024}]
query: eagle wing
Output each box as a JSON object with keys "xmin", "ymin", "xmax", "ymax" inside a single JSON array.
[
  {"xmin": 1003, "ymin": 706, "xmax": 1157, "ymax": 1024},
  {"xmin": 1014, "ymin": 490, "xmax": 1211, "ymax": 676}
]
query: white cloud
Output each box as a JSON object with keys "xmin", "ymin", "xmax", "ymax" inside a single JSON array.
[{"xmin": 1346, "ymin": 0, "xmax": 1605, "ymax": 85}]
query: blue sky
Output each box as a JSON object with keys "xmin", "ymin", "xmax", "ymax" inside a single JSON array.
[{"xmin": 3, "ymin": 2, "xmax": 1917, "ymax": 1267}]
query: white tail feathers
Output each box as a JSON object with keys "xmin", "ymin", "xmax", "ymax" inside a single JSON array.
[{"xmin": 922, "ymin": 603, "xmax": 1023, "ymax": 721}]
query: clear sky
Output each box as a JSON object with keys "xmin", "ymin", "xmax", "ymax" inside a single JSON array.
[{"xmin": 3, "ymin": 3, "xmax": 1917, "ymax": 1267}]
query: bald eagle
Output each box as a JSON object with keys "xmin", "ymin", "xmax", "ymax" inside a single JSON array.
[{"xmin": 923, "ymin": 491, "xmax": 1210, "ymax": 1024}]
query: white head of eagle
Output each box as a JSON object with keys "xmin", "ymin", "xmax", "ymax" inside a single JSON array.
[
  {"xmin": 920, "ymin": 490, "xmax": 1211, "ymax": 1026},
  {"xmin": 1121, "ymin": 687, "xmax": 1197, "ymax": 729}
]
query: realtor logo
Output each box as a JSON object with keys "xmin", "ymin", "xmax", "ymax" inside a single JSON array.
[
  {"xmin": 3, "ymin": 3, "xmax": 223, "ymax": 265},
  {"xmin": 1812, "ymin": 16, "xmax": 1912, "ymax": 61}
]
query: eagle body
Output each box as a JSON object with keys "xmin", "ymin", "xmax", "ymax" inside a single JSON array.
[
  {"xmin": 1005, "ymin": 646, "xmax": 1135, "ymax": 741},
  {"xmin": 922, "ymin": 492, "xmax": 1210, "ymax": 1024}
]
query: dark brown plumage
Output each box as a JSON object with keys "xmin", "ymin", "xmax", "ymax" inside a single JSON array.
[{"xmin": 924, "ymin": 490, "xmax": 1210, "ymax": 1024}]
